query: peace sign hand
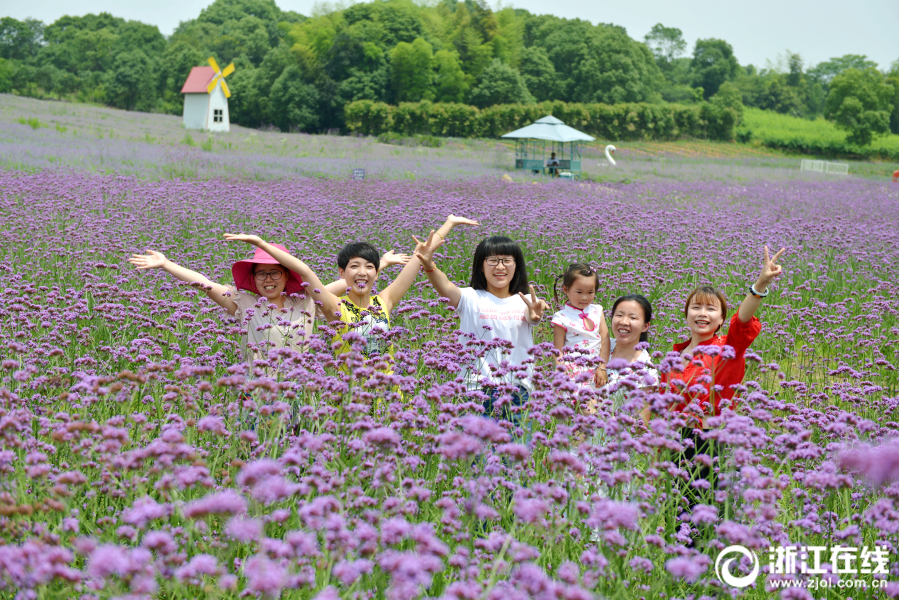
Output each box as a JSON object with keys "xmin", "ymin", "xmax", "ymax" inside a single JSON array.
[
  {"xmin": 518, "ymin": 284, "xmax": 549, "ymax": 322},
  {"xmin": 757, "ymin": 245, "xmax": 786, "ymax": 287},
  {"xmin": 412, "ymin": 230, "xmax": 445, "ymax": 270}
]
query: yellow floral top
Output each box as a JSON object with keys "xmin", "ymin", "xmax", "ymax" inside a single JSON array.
[{"xmin": 332, "ymin": 296, "xmax": 393, "ymax": 363}]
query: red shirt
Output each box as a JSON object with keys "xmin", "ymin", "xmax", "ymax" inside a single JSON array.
[{"xmin": 661, "ymin": 313, "xmax": 761, "ymax": 419}]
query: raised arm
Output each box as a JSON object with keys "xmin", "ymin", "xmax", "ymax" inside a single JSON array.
[
  {"xmin": 323, "ymin": 250, "xmax": 410, "ymax": 297},
  {"xmin": 737, "ymin": 246, "xmax": 785, "ymax": 323},
  {"xmin": 379, "ymin": 252, "xmax": 423, "ymax": 314},
  {"xmin": 223, "ymin": 234, "xmax": 341, "ymax": 321},
  {"xmin": 413, "ymin": 230, "xmax": 462, "ymax": 309},
  {"xmin": 129, "ymin": 250, "xmax": 238, "ymax": 315},
  {"xmin": 433, "ymin": 214, "xmax": 479, "ymax": 242}
]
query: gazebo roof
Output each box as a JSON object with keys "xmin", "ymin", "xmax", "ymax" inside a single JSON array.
[{"xmin": 501, "ymin": 115, "xmax": 595, "ymax": 142}]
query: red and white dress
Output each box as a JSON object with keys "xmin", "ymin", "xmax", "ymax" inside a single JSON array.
[{"xmin": 551, "ymin": 303, "xmax": 605, "ymax": 384}]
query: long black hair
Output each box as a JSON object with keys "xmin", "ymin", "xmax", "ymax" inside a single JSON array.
[
  {"xmin": 610, "ymin": 294, "xmax": 653, "ymax": 343},
  {"xmin": 470, "ymin": 236, "xmax": 529, "ymax": 295}
]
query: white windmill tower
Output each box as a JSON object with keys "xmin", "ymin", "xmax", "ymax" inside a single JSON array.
[{"xmin": 180, "ymin": 57, "xmax": 235, "ymax": 133}]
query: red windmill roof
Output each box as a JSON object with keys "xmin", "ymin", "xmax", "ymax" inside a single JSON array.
[{"xmin": 181, "ymin": 66, "xmax": 216, "ymax": 94}]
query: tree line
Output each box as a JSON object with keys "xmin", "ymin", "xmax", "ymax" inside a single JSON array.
[{"xmin": 1, "ymin": 0, "xmax": 897, "ymax": 145}]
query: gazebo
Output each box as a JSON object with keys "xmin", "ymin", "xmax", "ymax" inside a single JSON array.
[{"xmin": 501, "ymin": 115, "xmax": 594, "ymax": 179}]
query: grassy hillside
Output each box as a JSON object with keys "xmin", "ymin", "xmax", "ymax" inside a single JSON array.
[{"xmin": 740, "ymin": 108, "xmax": 899, "ymax": 160}]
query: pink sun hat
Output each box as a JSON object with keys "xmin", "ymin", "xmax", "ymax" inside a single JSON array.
[{"xmin": 231, "ymin": 244, "xmax": 305, "ymax": 296}]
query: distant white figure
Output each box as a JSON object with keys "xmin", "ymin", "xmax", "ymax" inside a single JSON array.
[{"xmin": 603, "ymin": 144, "xmax": 617, "ymax": 166}]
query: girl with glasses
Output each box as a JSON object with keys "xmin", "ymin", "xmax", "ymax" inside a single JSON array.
[
  {"xmin": 414, "ymin": 232, "xmax": 549, "ymax": 431},
  {"xmin": 550, "ymin": 264, "xmax": 610, "ymax": 402}
]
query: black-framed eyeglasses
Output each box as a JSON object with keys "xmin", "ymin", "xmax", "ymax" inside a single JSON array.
[
  {"xmin": 485, "ymin": 258, "xmax": 515, "ymax": 267},
  {"xmin": 254, "ymin": 270, "xmax": 283, "ymax": 281}
]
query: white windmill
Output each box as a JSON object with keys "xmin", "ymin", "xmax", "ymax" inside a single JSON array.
[{"xmin": 180, "ymin": 57, "xmax": 235, "ymax": 133}]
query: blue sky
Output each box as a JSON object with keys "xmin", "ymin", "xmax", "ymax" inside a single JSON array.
[{"xmin": 4, "ymin": 0, "xmax": 898, "ymax": 70}]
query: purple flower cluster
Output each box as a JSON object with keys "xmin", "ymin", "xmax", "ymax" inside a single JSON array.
[{"xmin": 0, "ymin": 165, "xmax": 897, "ymax": 599}]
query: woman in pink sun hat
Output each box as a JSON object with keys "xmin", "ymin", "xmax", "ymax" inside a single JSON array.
[
  {"xmin": 130, "ymin": 243, "xmax": 314, "ymax": 363},
  {"xmin": 129, "ymin": 244, "xmax": 411, "ymax": 363}
]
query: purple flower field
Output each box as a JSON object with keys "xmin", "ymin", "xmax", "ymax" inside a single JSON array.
[{"xmin": 2, "ymin": 99, "xmax": 899, "ymax": 599}]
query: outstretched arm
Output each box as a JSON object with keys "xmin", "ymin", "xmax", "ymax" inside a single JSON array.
[
  {"xmin": 323, "ymin": 250, "xmax": 411, "ymax": 297},
  {"xmin": 223, "ymin": 234, "xmax": 341, "ymax": 321},
  {"xmin": 413, "ymin": 230, "xmax": 462, "ymax": 309},
  {"xmin": 737, "ymin": 246, "xmax": 785, "ymax": 323},
  {"xmin": 433, "ymin": 214, "xmax": 479, "ymax": 243},
  {"xmin": 379, "ymin": 251, "xmax": 423, "ymax": 314},
  {"xmin": 129, "ymin": 250, "xmax": 238, "ymax": 315}
]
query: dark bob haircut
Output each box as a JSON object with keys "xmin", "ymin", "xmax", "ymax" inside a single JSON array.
[
  {"xmin": 610, "ymin": 294, "xmax": 654, "ymax": 343},
  {"xmin": 337, "ymin": 242, "xmax": 381, "ymax": 272},
  {"xmin": 470, "ymin": 236, "xmax": 529, "ymax": 295}
]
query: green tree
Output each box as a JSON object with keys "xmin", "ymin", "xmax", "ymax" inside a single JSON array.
[
  {"xmin": 644, "ymin": 23, "xmax": 686, "ymax": 72},
  {"xmin": 211, "ymin": 16, "xmax": 272, "ymax": 65},
  {"xmin": 112, "ymin": 21, "xmax": 165, "ymax": 58},
  {"xmin": 824, "ymin": 67, "xmax": 893, "ymax": 145},
  {"xmin": 197, "ymin": 0, "xmax": 284, "ymax": 48},
  {"xmin": 691, "ymin": 38, "xmax": 738, "ymax": 99},
  {"xmin": 518, "ymin": 46, "xmax": 557, "ymax": 102},
  {"xmin": 158, "ymin": 41, "xmax": 208, "ymax": 113},
  {"xmin": 571, "ymin": 27, "xmax": 663, "ymax": 104},
  {"xmin": 711, "ymin": 81, "xmax": 743, "ymax": 124},
  {"xmin": 758, "ymin": 76, "xmax": 804, "ymax": 116},
  {"xmin": 390, "ymin": 37, "xmax": 434, "ymax": 102},
  {"xmin": 433, "ymin": 49, "xmax": 467, "ymax": 102},
  {"xmin": 70, "ymin": 28, "xmax": 118, "ymax": 72},
  {"xmin": 491, "ymin": 8, "xmax": 523, "ymax": 67},
  {"xmin": 35, "ymin": 64, "xmax": 62, "ymax": 97},
  {"xmin": 888, "ymin": 61, "xmax": 899, "ymax": 134},
  {"xmin": 808, "ymin": 54, "xmax": 878, "ymax": 85},
  {"xmin": 43, "ymin": 13, "xmax": 124, "ymax": 45},
  {"xmin": 888, "ymin": 75, "xmax": 899, "ymax": 135},
  {"xmin": 269, "ymin": 64, "xmax": 320, "ymax": 131},
  {"xmin": 786, "ymin": 51, "xmax": 803, "ymax": 87},
  {"xmin": 469, "ymin": 58, "xmax": 533, "ymax": 107},
  {"xmin": 106, "ymin": 50, "xmax": 155, "ymax": 111},
  {"xmin": 0, "ymin": 58, "xmax": 14, "ymax": 93},
  {"xmin": 0, "ymin": 17, "xmax": 44, "ymax": 60}
]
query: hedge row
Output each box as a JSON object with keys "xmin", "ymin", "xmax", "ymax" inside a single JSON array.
[
  {"xmin": 738, "ymin": 132, "xmax": 899, "ymax": 160},
  {"xmin": 344, "ymin": 100, "xmax": 738, "ymax": 141}
]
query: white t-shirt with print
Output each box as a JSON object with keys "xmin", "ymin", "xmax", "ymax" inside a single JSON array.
[
  {"xmin": 551, "ymin": 303, "xmax": 605, "ymax": 372},
  {"xmin": 604, "ymin": 338, "xmax": 659, "ymax": 391},
  {"xmin": 456, "ymin": 287, "xmax": 535, "ymax": 390}
]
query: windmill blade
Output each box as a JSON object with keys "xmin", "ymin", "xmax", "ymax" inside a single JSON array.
[
  {"xmin": 206, "ymin": 74, "xmax": 220, "ymax": 94},
  {"xmin": 220, "ymin": 79, "xmax": 231, "ymax": 98},
  {"xmin": 207, "ymin": 56, "xmax": 221, "ymax": 73},
  {"xmin": 221, "ymin": 63, "xmax": 235, "ymax": 78}
]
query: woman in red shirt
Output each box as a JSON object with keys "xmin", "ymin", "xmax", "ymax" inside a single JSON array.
[
  {"xmin": 662, "ymin": 246, "xmax": 785, "ymax": 427},
  {"xmin": 661, "ymin": 246, "xmax": 784, "ymax": 520}
]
